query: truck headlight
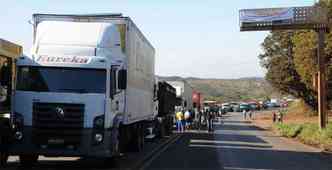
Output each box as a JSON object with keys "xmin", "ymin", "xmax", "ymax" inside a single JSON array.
[
  {"xmin": 94, "ymin": 133, "xmax": 103, "ymax": 143},
  {"xmin": 15, "ymin": 131, "xmax": 23, "ymax": 140},
  {"xmin": 2, "ymin": 113, "xmax": 10, "ymax": 119},
  {"xmin": 93, "ymin": 115, "xmax": 105, "ymax": 129}
]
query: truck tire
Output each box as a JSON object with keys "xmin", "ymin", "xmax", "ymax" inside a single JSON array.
[
  {"xmin": 0, "ymin": 152, "xmax": 8, "ymax": 167},
  {"xmin": 19, "ymin": 154, "xmax": 39, "ymax": 167},
  {"xmin": 140, "ymin": 123, "xmax": 145, "ymax": 149},
  {"xmin": 0, "ymin": 133, "xmax": 9, "ymax": 168},
  {"xmin": 118, "ymin": 125, "xmax": 128, "ymax": 154},
  {"xmin": 160, "ymin": 120, "xmax": 166, "ymax": 138},
  {"xmin": 131, "ymin": 123, "xmax": 144, "ymax": 152},
  {"xmin": 166, "ymin": 117, "xmax": 173, "ymax": 135}
]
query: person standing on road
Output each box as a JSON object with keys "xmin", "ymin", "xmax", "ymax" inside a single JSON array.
[
  {"xmin": 277, "ymin": 109, "xmax": 284, "ymax": 123},
  {"xmin": 184, "ymin": 110, "xmax": 191, "ymax": 130},
  {"xmin": 272, "ymin": 111, "xmax": 277, "ymax": 123},
  {"xmin": 203, "ymin": 108, "xmax": 209, "ymax": 129},
  {"xmin": 198, "ymin": 110, "xmax": 203, "ymax": 130},
  {"xmin": 242, "ymin": 109, "xmax": 247, "ymax": 120},
  {"xmin": 248, "ymin": 109, "xmax": 254, "ymax": 120},
  {"xmin": 207, "ymin": 111, "xmax": 214, "ymax": 132},
  {"xmin": 176, "ymin": 110, "xmax": 184, "ymax": 132}
]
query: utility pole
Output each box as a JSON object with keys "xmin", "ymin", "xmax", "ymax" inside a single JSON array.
[{"xmin": 317, "ymin": 28, "xmax": 328, "ymax": 129}]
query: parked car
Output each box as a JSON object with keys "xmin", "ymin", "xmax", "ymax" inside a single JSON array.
[
  {"xmin": 280, "ymin": 101, "xmax": 288, "ymax": 107},
  {"xmin": 222, "ymin": 103, "xmax": 232, "ymax": 112},
  {"xmin": 231, "ymin": 103, "xmax": 241, "ymax": 112},
  {"xmin": 261, "ymin": 101, "xmax": 269, "ymax": 110},
  {"xmin": 230, "ymin": 102, "xmax": 240, "ymax": 112},
  {"xmin": 239, "ymin": 103, "xmax": 251, "ymax": 112},
  {"xmin": 248, "ymin": 102, "xmax": 259, "ymax": 110},
  {"xmin": 219, "ymin": 107, "xmax": 226, "ymax": 115},
  {"xmin": 267, "ymin": 102, "xmax": 280, "ymax": 108}
]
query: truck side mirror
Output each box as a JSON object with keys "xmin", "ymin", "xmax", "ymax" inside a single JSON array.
[{"xmin": 118, "ymin": 69, "xmax": 127, "ymax": 90}]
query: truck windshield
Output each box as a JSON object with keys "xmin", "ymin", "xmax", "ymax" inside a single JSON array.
[{"xmin": 16, "ymin": 66, "xmax": 106, "ymax": 94}]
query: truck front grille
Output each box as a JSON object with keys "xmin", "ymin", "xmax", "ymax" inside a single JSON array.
[{"xmin": 32, "ymin": 102, "xmax": 84, "ymax": 147}]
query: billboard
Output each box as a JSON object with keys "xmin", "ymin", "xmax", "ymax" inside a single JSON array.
[
  {"xmin": 239, "ymin": 6, "xmax": 328, "ymax": 31},
  {"xmin": 240, "ymin": 8, "xmax": 294, "ymax": 23}
]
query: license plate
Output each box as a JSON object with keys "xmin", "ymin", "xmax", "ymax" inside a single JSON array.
[{"xmin": 48, "ymin": 139, "xmax": 64, "ymax": 145}]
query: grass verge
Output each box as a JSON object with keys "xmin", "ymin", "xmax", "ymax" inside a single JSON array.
[{"xmin": 273, "ymin": 123, "xmax": 332, "ymax": 152}]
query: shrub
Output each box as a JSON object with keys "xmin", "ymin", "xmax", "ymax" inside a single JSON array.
[
  {"xmin": 275, "ymin": 122, "xmax": 332, "ymax": 151},
  {"xmin": 321, "ymin": 123, "xmax": 332, "ymax": 139},
  {"xmin": 297, "ymin": 123, "xmax": 321, "ymax": 146},
  {"xmin": 274, "ymin": 123, "xmax": 302, "ymax": 138}
]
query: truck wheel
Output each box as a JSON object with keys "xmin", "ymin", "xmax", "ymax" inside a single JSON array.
[
  {"xmin": 140, "ymin": 124, "xmax": 145, "ymax": 149},
  {"xmin": 132, "ymin": 123, "xmax": 144, "ymax": 152},
  {"xmin": 166, "ymin": 117, "xmax": 173, "ymax": 135},
  {"xmin": 118, "ymin": 125, "xmax": 127, "ymax": 154},
  {"xmin": 160, "ymin": 121, "xmax": 166, "ymax": 138},
  {"xmin": 19, "ymin": 154, "xmax": 39, "ymax": 167},
  {"xmin": 0, "ymin": 152, "xmax": 8, "ymax": 167}
]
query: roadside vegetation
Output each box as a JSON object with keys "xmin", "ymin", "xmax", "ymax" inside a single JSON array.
[
  {"xmin": 271, "ymin": 101, "xmax": 332, "ymax": 151},
  {"xmin": 274, "ymin": 123, "xmax": 332, "ymax": 152}
]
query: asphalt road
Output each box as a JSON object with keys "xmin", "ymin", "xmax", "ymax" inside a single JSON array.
[
  {"xmin": 4, "ymin": 135, "xmax": 176, "ymax": 170},
  {"xmin": 144, "ymin": 112, "xmax": 332, "ymax": 170}
]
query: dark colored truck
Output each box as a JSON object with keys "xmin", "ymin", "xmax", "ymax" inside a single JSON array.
[{"xmin": 154, "ymin": 81, "xmax": 176, "ymax": 138}]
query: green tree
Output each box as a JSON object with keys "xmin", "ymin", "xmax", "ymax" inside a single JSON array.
[{"xmin": 259, "ymin": 31, "xmax": 317, "ymax": 109}]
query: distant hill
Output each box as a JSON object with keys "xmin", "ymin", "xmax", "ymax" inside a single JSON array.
[{"xmin": 158, "ymin": 76, "xmax": 279, "ymax": 102}]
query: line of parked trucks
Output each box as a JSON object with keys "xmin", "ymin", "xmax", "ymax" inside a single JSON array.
[{"xmin": 0, "ymin": 13, "xmax": 203, "ymax": 167}]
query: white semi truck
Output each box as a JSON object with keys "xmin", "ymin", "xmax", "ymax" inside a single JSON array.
[{"xmin": 7, "ymin": 13, "xmax": 155, "ymax": 166}]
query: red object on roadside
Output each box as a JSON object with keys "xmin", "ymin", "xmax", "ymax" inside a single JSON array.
[{"xmin": 192, "ymin": 91, "xmax": 203, "ymax": 110}]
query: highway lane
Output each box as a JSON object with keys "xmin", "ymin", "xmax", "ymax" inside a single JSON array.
[
  {"xmin": 144, "ymin": 112, "xmax": 332, "ymax": 170},
  {"xmin": 3, "ymin": 135, "xmax": 177, "ymax": 170}
]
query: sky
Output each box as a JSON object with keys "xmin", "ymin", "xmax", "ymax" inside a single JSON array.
[{"xmin": 0, "ymin": 0, "xmax": 315, "ymax": 79}]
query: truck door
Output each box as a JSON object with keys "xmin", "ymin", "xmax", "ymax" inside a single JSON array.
[
  {"xmin": 0, "ymin": 56, "xmax": 12, "ymax": 115},
  {"xmin": 0, "ymin": 56, "xmax": 13, "ymax": 156},
  {"xmin": 109, "ymin": 66, "xmax": 126, "ymax": 121}
]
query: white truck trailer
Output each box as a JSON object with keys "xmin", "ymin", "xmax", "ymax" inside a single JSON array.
[{"xmin": 7, "ymin": 13, "xmax": 155, "ymax": 166}]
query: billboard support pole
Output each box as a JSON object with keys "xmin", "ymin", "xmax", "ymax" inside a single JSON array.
[{"xmin": 317, "ymin": 28, "xmax": 328, "ymax": 129}]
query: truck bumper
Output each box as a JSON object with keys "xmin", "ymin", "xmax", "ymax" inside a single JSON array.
[{"xmin": 6, "ymin": 126, "xmax": 114, "ymax": 158}]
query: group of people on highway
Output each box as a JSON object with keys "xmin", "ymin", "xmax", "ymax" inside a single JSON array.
[
  {"xmin": 242, "ymin": 109, "xmax": 254, "ymax": 120},
  {"xmin": 175, "ymin": 110, "xmax": 192, "ymax": 132},
  {"xmin": 175, "ymin": 107, "xmax": 217, "ymax": 133}
]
